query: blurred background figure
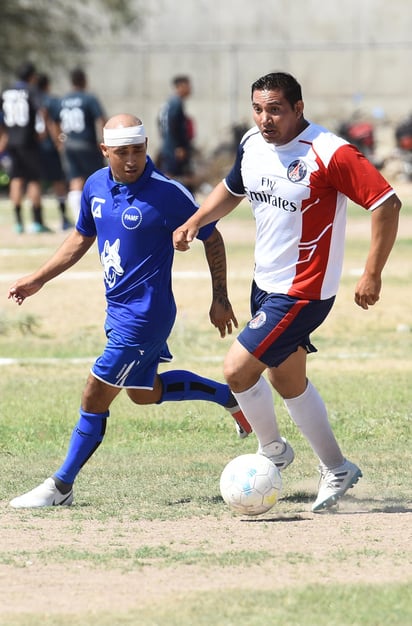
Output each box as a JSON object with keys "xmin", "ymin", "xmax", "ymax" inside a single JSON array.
[
  {"xmin": 37, "ymin": 73, "xmax": 72, "ymax": 231},
  {"xmin": 157, "ymin": 75, "xmax": 197, "ymax": 192},
  {"xmin": 338, "ymin": 111, "xmax": 375, "ymax": 162},
  {"xmin": 58, "ymin": 67, "xmax": 107, "ymax": 221},
  {"xmin": 0, "ymin": 61, "xmax": 52, "ymax": 233},
  {"xmin": 394, "ymin": 113, "xmax": 412, "ymax": 181},
  {"xmin": 0, "ymin": 108, "xmax": 11, "ymax": 190}
]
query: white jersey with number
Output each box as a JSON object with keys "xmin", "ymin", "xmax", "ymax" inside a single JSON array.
[{"xmin": 225, "ymin": 122, "xmax": 394, "ymax": 300}]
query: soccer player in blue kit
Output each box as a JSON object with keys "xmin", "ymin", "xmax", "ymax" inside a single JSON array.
[{"xmin": 7, "ymin": 113, "xmax": 251, "ymax": 508}]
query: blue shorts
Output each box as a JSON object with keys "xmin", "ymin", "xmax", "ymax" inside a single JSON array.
[
  {"xmin": 237, "ymin": 282, "xmax": 335, "ymax": 368},
  {"xmin": 91, "ymin": 330, "xmax": 173, "ymax": 389}
]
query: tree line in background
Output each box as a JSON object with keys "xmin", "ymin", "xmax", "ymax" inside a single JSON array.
[{"xmin": 0, "ymin": 0, "xmax": 139, "ymax": 77}]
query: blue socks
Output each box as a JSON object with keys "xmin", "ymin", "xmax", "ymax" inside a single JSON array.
[
  {"xmin": 158, "ymin": 370, "xmax": 231, "ymax": 407},
  {"xmin": 53, "ymin": 371, "xmax": 232, "ymax": 488},
  {"xmin": 54, "ymin": 409, "xmax": 109, "ymax": 485}
]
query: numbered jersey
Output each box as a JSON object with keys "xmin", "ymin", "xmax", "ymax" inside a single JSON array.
[
  {"xmin": 1, "ymin": 81, "xmax": 42, "ymax": 148},
  {"xmin": 59, "ymin": 90, "xmax": 105, "ymax": 147}
]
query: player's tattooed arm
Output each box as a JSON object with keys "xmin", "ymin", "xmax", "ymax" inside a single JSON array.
[{"xmin": 203, "ymin": 227, "xmax": 238, "ymax": 338}]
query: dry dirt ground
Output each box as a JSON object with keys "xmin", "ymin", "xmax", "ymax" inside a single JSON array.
[
  {"xmin": 0, "ymin": 183, "xmax": 411, "ymax": 620},
  {"xmin": 1, "ymin": 498, "xmax": 411, "ymax": 617}
]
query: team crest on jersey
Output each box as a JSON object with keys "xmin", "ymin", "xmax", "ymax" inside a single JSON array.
[
  {"xmin": 287, "ymin": 159, "xmax": 307, "ymax": 182},
  {"xmin": 101, "ymin": 238, "xmax": 124, "ymax": 288},
  {"xmin": 248, "ymin": 311, "xmax": 266, "ymax": 330},
  {"xmin": 122, "ymin": 206, "xmax": 143, "ymax": 230}
]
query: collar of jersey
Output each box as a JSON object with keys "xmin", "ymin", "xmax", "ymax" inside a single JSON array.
[
  {"xmin": 106, "ymin": 156, "xmax": 153, "ymax": 193},
  {"xmin": 268, "ymin": 122, "xmax": 312, "ymax": 152}
]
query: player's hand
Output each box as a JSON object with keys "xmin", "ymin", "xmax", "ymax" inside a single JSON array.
[
  {"xmin": 8, "ymin": 277, "xmax": 43, "ymax": 305},
  {"xmin": 354, "ymin": 273, "xmax": 381, "ymax": 309},
  {"xmin": 209, "ymin": 297, "xmax": 238, "ymax": 338},
  {"xmin": 173, "ymin": 225, "xmax": 199, "ymax": 251}
]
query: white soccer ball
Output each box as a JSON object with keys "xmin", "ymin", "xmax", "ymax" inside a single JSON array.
[{"xmin": 219, "ymin": 453, "xmax": 282, "ymax": 516}]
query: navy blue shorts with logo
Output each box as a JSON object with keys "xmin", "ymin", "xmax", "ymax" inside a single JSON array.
[{"xmin": 237, "ymin": 281, "xmax": 335, "ymax": 368}]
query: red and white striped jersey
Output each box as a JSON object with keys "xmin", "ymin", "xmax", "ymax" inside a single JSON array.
[{"xmin": 225, "ymin": 122, "xmax": 395, "ymax": 299}]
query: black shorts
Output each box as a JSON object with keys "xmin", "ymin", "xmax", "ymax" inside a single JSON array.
[
  {"xmin": 40, "ymin": 147, "xmax": 66, "ymax": 182},
  {"xmin": 8, "ymin": 146, "xmax": 42, "ymax": 181},
  {"xmin": 64, "ymin": 146, "xmax": 104, "ymax": 180}
]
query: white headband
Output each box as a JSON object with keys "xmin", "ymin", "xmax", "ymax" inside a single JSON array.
[{"xmin": 103, "ymin": 124, "xmax": 146, "ymax": 146}]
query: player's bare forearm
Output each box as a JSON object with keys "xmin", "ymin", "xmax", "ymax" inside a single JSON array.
[
  {"xmin": 203, "ymin": 228, "xmax": 228, "ymax": 297},
  {"xmin": 354, "ymin": 194, "xmax": 401, "ymax": 309},
  {"xmin": 203, "ymin": 227, "xmax": 238, "ymax": 337},
  {"xmin": 173, "ymin": 182, "xmax": 242, "ymax": 250}
]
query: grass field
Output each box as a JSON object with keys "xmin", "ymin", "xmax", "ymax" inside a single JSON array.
[{"xmin": 0, "ymin": 189, "xmax": 411, "ymax": 626}]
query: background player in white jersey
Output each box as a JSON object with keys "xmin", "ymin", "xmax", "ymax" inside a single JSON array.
[
  {"xmin": 7, "ymin": 113, "xmax": 251, "ymax": 508},
  {"xmin": 173, "ymin": 72, "xmax": 401, "ymax": 512}
]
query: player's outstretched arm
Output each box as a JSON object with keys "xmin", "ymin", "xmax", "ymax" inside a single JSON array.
[
  {"xmin": 8, "ymin": 230, "xmax": 96, "ymax": 306},
  {"xmin": 354, "ymin": 194, "xmax": 401, "ymax": 310},
  {"xmin": 173, "ymin": 182, "xmax": 241, "ymax": 251},
  {"xmin": 203, "ymin": 227, "xmax": 238, "ymax": 338}
]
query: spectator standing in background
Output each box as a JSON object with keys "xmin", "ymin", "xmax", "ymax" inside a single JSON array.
[
  {"xmin": 157, "ymin": 75, "xmax": 197, "ymax": 192},
  {"xmin": 37, "ymin": 73, "xmax": 72, "ymax": 231},
  {"xmin": 0, "ymin": 61, "xmax": 52, "ymax": 233},
  {"xmin": 59, "ymin": 68, "xmax": 107, "ymax": 221}
]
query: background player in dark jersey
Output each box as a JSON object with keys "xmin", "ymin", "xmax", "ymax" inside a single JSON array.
[
  {"xmin": 7, "ymin": 113, "xmax": 251, "ymax": 508},
  {"xmin": 0, "ymin": 61, "xmax": 52, "ymax": 233},
  {"xmin": 37, "ymin": 73, "xmax": 72, "ymax": 231},
  {"xmin": 58, "ymin": 67, "xmax": 107, "ymax": 221},
  {"xmin": 174, "ymin": 71, "xmax": 401, "ymax": 513},
  {"xmin": 157, "ymin": 75, "xmax": 197, "ymax": 191}
]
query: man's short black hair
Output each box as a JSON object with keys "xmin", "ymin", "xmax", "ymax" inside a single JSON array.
[
  {"xmin": 17, "ymin": 61, "xmax": 36, "ymax": 82},
  {"xmin": 172, "ymin": 75, "xmax": 190, "ymax": 87},
  {"xmin": 251, "ymin": 72, "xmax": 303, "ymax": 108},
  {"xmin": 70, "ymin": 68, "xmax": 86, "ymax": 89}
]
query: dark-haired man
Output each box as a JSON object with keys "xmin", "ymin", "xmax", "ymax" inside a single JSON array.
[{"xmin": 174, "ymin": 71, "xmax": 401, "ymax": 512}]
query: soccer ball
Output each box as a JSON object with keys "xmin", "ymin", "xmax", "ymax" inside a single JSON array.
[{"xmin": 219, "ymin": 453, "xmax": 282, "ymax": 516}]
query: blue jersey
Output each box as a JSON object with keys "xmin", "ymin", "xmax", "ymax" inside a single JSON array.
[{"xmin": 77, "ymin": 156, "xmax": 215, "ymax": 343}]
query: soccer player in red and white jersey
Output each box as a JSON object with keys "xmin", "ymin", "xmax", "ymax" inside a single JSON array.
[{"xmin": 173, "ymin": 72, "xmax": 401, "ymax": 512}]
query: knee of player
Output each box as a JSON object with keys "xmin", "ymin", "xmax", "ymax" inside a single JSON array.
[
  {"xmin": 127, "ymin": 386, "xmax": 162, "ymax": 405},
  {"xmin": 223, "ymin": 359, "xmax": 244, "ymax": 390}
]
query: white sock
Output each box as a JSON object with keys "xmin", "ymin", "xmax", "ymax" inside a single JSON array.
[
  {"xmin": 232, "ymin": 376, "xmax": 282, "ymax": 450},
  {"xmin": 67, "ymin": 190, "xmax": 82, "ymax": 222},
  {"xmin": 283, "ymin": 380, "xmax": 344, "ymax": 468}
]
